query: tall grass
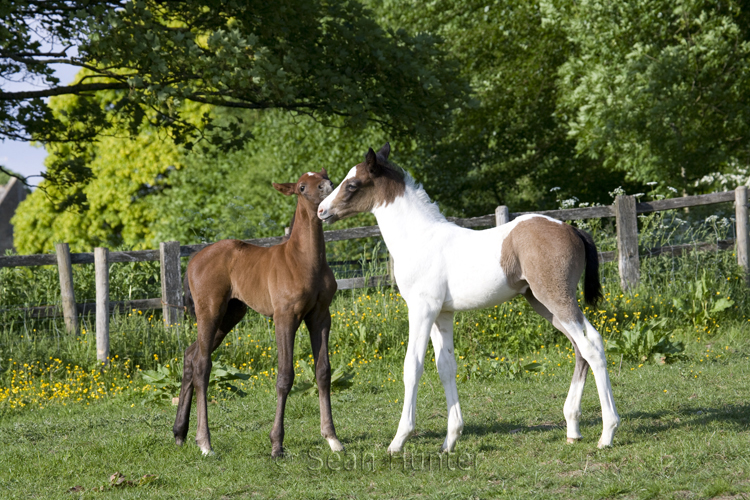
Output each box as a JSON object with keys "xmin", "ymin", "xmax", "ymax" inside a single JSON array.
[{"xmin": 1, "ymin": 207, "xmax": 748, "ymax": 410}]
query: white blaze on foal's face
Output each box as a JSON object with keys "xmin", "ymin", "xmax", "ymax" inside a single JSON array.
[
  {"xmin": 318, "ymin": 166, "xmax": 360, "ymax": 223},
  {"xmin": 317, "ymin": 143, "xmax": 403, "ymax": 223}
]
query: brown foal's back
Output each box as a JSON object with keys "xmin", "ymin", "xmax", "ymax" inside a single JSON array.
[{"xmin": 173, "ymin": 169, "xmax": 343, "ymax": 457}]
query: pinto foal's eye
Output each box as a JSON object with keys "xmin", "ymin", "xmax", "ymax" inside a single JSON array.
[{"xmin": 347, "ymin": 183, "xmax": 358, "ymax": 192}]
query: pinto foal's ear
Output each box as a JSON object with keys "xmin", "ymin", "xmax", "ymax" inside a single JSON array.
[
  {"xmin": 273, "ymin": 182, "xmax": 297, "ymax": 196},
  {"xmin": 377, "ymin": 142, "xmax": 390, "ymax": 161},
  {"xmin": 365, "ymin": 147, "xmax": 383, "ymax": 177}
]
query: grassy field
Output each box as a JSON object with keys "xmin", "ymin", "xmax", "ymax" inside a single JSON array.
[
  {"xmin": 1, "ymin": 333, "xmax": 749, "ymax": 499},
  {"xmin": 1, "ymin": 211, "xmax": 749, "ymax": 498}
]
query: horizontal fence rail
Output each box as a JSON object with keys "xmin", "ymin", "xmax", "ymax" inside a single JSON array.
[
  {"xmin": 0, "ymin": 187, "xmax": 746, "ymax": 362},
  {"xmin": 0, "ymin": 190, "xmax": 739, "ymax": 269}
]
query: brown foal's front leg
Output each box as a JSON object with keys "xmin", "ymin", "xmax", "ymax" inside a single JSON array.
[
  {"xmin": 305, "ymin": 306, "xmax": 343, "ymax": 452},
  {"xmin": 270, "ymin": 313, "xmax": 300, "ymax": 457}
]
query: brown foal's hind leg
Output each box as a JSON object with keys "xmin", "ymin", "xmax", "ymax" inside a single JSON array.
[
  {"xmin": 269, "ymin": 313, "xmax": 301, "ymax": 457},
  {"xmin": 305, "ymin": 306, "xmax": 343, "ymax": 452},
  {"xmin": 193, "ymin": 313, "xmax": 220, "ymax": 456},
  {"xmin": 174, "ymin": 300, "xmax": 247, "ymax": 452},
  {"xmin": 523, "ymin": 289, "xmax": 590, "ymax": 443},
  {"xmin": 174, "ymin": 341, "xmax": 198, "ymax": 445},
  {"xmin": 211, "ymin": 300, "xmax": 248, "ymax": 351}
]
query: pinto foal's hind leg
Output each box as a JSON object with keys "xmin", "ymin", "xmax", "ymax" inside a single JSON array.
[
  {"xmin": 523, "ymin": 290, "xmax": 589, "ymax": 443},
  {"xmin": 525, "ymin": 289, "xmax": 620, "ymax": 448},
  {"xmin": 305, "ymin": 307, "xmax": 343, "ymax": 452},
  {"xmin": 430, "ymin": 311, "xmax": 463, "ymax": 453}
]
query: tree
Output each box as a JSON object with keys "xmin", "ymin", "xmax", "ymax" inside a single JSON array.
[
  {"xmin": 12, "ymin": 104, "xmax": 389, "ymax": 254},
  {"xmin": 0, "ymin": 0, "xmax": 468, "ymax": 187},
  {"xmin": 552, "ymin": 0, "xmax": 750, "ymax": 192},
  {"xmin": 367, "ymin": 0, "xmax": 634, "ymax": 216}
]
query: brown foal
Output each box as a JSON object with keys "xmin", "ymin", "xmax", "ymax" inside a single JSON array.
[{"xmin": 173, "ymin": 169, "xmax": 343, "ymax": 457}]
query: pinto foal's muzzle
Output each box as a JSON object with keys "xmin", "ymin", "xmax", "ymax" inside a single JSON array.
[{"xmin": 317, "ymin": 199, "xmax": 337, "ymax": 224}]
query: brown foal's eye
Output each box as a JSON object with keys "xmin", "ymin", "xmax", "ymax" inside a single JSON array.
[{"xmin": 299, "ymin": 184, "xmax": 305, "ymax": 192}]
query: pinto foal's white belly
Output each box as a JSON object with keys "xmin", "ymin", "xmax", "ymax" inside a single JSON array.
[{"xmin": 438, "ymin": 225, "xmax": 522, "ymax": 312}]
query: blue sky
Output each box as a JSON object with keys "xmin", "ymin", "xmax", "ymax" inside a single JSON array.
[{"xmin": 0, "ymin": 63, "xmax": 80, "ymax": 183}]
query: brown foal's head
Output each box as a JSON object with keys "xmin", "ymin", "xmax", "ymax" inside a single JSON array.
[
  {"xmin": 317, "ymin": 143, "xmax": 404, "ymax": 223},
  {"xmin": 273, "ymin": 169, "xmax": 334, "ymax": 211}
]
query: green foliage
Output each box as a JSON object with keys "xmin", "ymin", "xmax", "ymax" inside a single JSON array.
[
  {"xmin": 140, "ymin": 355, "xmax": 251, "ymax": 404},
  {"xmin": 466, "ymin": 356, "xmax": 545, "ymax": 381},
  {"xmin": 370, "ymin": 0, "xmax": 635, "ymax": 214},
  {"xmin": 553, "ymin": 0, "xmax": 750, "ymax": 192},
  {"xmin": 290, "ymin": 359, "xmax": 355, "ymax": 396},
  {"xmin": 148, "ymin": 110, "xmax": 388, "ymax": 247},
  {"xmin": 605, "ymin": 318, "xmax": 685, "ymax": 364},
  {"xmin": 672, "ymin": 270, "xmax": 735, "ymax": 328},
  {"xmin": 1, "ymin": 0, "xmax": 467, "ymax": 188}
]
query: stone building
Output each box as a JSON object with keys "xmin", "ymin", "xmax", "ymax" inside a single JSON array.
[{"xmin": 0, "ymin": 177, "xmax": 28, "ymax": 253}]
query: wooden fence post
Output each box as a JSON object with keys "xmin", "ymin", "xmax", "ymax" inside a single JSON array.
[
  {"xmin": 387, "ymin": 253, "xmax": 395, "ymax": 285},
  {"xmin": 735, "ymin": 186, "xmax": 749, "ymax": 279},
  {"xmin": 160, "ymin": 241, "xmax": 183, "ymax": 329},
  {"xmin": 55, "ymin": 242, "xmax": 78, "ymax": 334},
  {"xmin": 495, "ymin": 205, "xmax": 510, "ymax": 226},
  {"xmin": 615, "ymin": 195, "xmax": 640, "ymax": 292},
  {"xmin": 95, "ymin": 247, "xmax": 109, "ymax": 364}
]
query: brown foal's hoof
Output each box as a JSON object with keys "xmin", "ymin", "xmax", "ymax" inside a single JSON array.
[{"xmin": 271, "ymin": 446, "xmax": 285, "ymax": 458}]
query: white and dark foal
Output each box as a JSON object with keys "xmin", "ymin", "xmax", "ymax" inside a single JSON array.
[{"xmin": 318, "ymin": 144, "xmax": 620, "ymax": 453}]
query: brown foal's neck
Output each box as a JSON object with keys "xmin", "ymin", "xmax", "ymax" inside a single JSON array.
[{"xmin": 286, "ymin": 200, "xmax": 326, "ymax": 262}]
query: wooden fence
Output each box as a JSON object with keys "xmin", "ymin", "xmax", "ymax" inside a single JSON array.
[{"xmin": 0, "ymin": 186, "xmax": 746, "ymax": 363}]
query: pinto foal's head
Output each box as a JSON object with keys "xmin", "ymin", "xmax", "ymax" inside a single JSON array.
[
  {"xmin": 317, "ymin": 143, "xmax": 404, "ymax": 223},
  {"xmin": 273, "ymin": 169, "xmax": 334, "ymax": 212}
]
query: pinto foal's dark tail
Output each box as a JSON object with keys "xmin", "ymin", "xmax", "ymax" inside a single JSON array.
[{"xmin": 573, "ymin": 227, "xmax": 603, "ymax": 307}]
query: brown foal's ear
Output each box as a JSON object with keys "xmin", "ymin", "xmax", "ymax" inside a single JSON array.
[
  {"xmin": 319, "ymin": 168, "xmax": 329, "ymax": 179},
  {"xmin": 273, "ymin": 182, "xmax": 297, "ymax": 196}
]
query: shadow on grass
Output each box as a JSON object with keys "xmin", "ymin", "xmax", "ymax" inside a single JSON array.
[{"xmin": 621, "ymin": 403, "xmax": 750, "ymax": 439}]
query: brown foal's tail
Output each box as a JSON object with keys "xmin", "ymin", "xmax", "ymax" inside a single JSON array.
[
  {"xmin": 183, "ymin": 270, "xmax": 196, "ymax": 318},
  {"xmin": 573, "ymin": 227, "xmax": 603, "ymax": 306}
]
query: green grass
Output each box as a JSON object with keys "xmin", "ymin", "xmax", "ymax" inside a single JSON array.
[
  {"xmin": 2, "ymin": 212, "xmax": 750, "ymax": 497},
  {"xmin": 1, "ymin": 335, "xmax": 749, "ymax": 499}
]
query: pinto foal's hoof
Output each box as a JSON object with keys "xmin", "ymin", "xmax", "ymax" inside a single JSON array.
[
  {"xmin": 271, "ymin": 447, "xmax": 285, "ymax": 458},
  {"xmin": 174, "ymin": 437, "xmax": 185, "ymax": 446},
  {"xmin": 326, "ymin": 438, "xmax": 345, "ymax": 452},
  {"xmin": 566, "ymin": 437, "xmax": 581, "ymax": 444}
]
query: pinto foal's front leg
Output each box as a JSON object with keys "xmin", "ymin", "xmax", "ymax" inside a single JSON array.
[
  {"xmin": 387, "ymin": 302, "xmax": 438, "ymax": 454},
  {"xmin": 430, "ymin": 311, "xmax": 464, "ymax": 452}
]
